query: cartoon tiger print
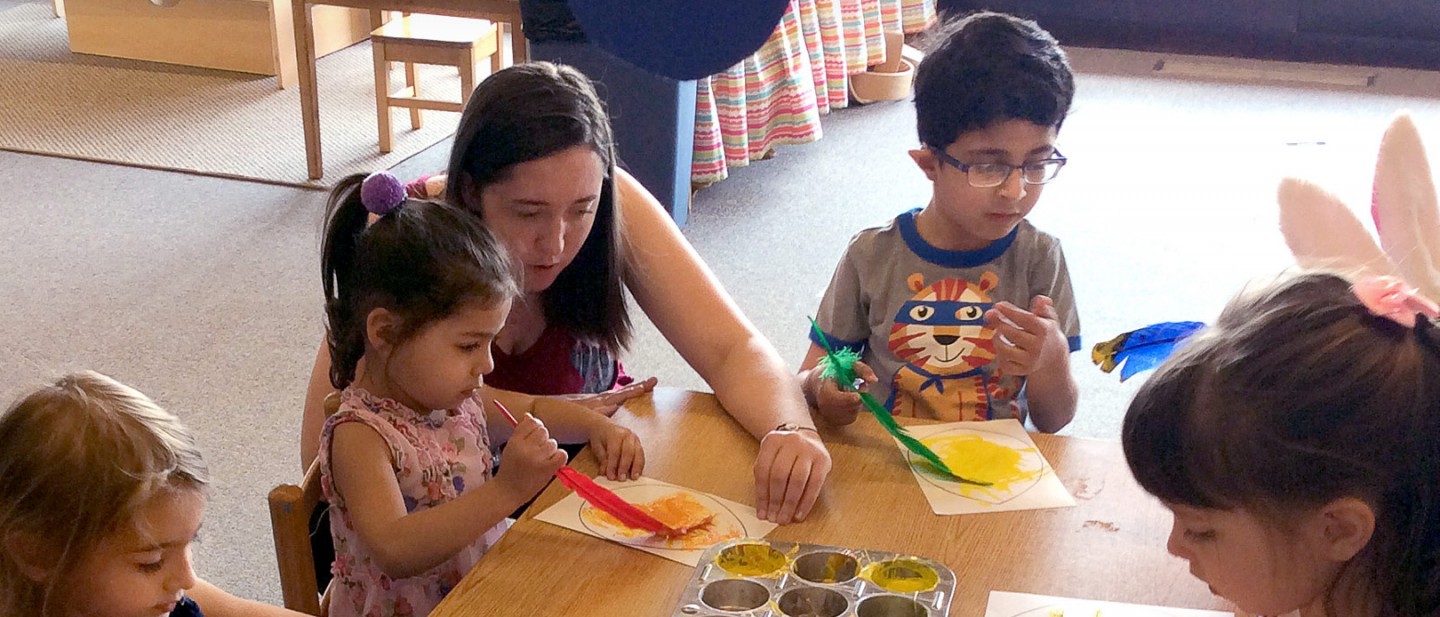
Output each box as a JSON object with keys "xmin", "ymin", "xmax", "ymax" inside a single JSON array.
[{"xmin": 887, "ymin": 271, "xmax": 1018, "ymax": 421}]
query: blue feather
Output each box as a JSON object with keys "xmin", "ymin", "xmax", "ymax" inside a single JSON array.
[{"xmin": 1093, "ymin": 321, "xmax": 1205, "ymax": 381}]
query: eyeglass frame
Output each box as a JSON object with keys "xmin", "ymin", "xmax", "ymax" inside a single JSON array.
[{"xmin": 928, "ymin": 145, "xmax": 1068, "ymax": 187}]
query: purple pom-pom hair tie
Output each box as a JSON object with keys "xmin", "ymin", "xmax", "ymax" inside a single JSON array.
[{"xmin": 361, "ymin": 171, "xmax": 407, "ymax": 216}]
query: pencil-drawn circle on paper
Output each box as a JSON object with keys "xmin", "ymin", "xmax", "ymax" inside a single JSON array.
[
  {"xmin": 1013, "ymin": 603, "xmax": 1182, "ymax": 617},
  {"xmin": 907, "ymin": 427, "xmax": 1046, "ymax": 504},
  {"xmin": 577, "ymin": 484, "xmax": 746, "ymax": 549}
]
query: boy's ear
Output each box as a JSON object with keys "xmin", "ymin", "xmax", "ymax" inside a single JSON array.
[
  {"xmin": 4, "ymin": 530, "xmax": 57, "ymax": 582},
  {"xmin": 364, "ymin": 307, "xmax": 401, "ymax": 352},
  {"xmin": 909, "ymin": 148, "xmax": 940, "ymax": 182},
  {"xmin": 1310, "ymin": 497, "xmax": 1376, "ymax": 563}
]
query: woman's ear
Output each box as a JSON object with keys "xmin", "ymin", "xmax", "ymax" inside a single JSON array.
[
  {"xmin": 4, "ymin": 530, "xmax": 56, "ymax": 582},
  {"xmin": 365, "ymin": 307, "xmax": 400, "ymax": 355},
  {"xmin": 1312, "ymin": 497, "xmax": 1376, "ymax": 563},
  {"xmin": 909, "ymin": 148, "xmax": 940, "ymax": 182}
]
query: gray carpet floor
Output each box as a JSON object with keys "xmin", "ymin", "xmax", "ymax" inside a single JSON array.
[
  {"xmin": 3, "ymin": 42, "xmax": 1439, "ymax": 604},
  {"xmin": 0, "ymin": 1, "xmax": 472, "ymax": 186}
]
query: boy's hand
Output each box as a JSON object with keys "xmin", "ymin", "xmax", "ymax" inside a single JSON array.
[
  {"xmin": 557, "ymin": 377, "xmax": 658, "ymax": 417},
  {"xmin": 588, "ymin": 420, "xmax": 645, "ymax": 481},
  {"xmin": 494, "ymin": 414, "xmax": 566, "ymax": 500},
  {"xmin": 803, "ymin": 361, "xmax": 878, "ymax": 426},
  {"xmin": 984, "ymin": 296, "xmax": 1068, "ymax": 376}
]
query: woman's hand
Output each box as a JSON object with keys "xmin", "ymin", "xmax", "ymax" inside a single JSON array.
[
  {"xmin": 753, "ymin": 427, "xmax": 831, "ymax": 524},
  {"xmin": 588, "ymin": 420, "xmax": 645, "ymax": 481},
  {"xmin": 557, "ymin": 377, "xmax": 658, "ymax": 417}
]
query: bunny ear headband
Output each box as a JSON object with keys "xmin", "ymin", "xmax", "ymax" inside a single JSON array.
[
  {"xmin": 1093, "ymin": 112, "xmax": 1440, "ymax": 381},
  {"xmin": 1280, "ymin": 111, "xmax": 1440, "ymax": 327}
]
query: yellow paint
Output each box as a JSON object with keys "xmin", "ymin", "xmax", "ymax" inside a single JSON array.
[
  {"xmin": 859, "ymin": 558, "xmax": 939, "ymax": 593},
  {"xmin": 1048, "ymin": 607, "xmax": 1104, "ymax": 617},
  {"xmin": 715, "ymin": 543, "xmax": 789, "ymax": 576},
  {"xmin": 920, "ymin": 434, "xmax": 1040, "ymax": 496},
  {"xmin": 581, "ymin": 505, "xmax": 651, "ymax": 538},
  {"xmin": 811, "ymin": 553, "xmax": 855, "ymax": 583}
]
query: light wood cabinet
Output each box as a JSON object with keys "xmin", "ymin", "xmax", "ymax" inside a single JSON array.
[{"xmin": 63, "ymin": 0, "xmax": 385, "ymax": 88}]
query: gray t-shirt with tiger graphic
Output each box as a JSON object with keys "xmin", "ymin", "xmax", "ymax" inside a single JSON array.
[{"xmin": 811, "ymin": 208, "xmax": 1080, "ymax": 423}]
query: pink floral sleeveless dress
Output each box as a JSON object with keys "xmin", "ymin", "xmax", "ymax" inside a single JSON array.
[{"xmin": 318, "ymin": 388, "xmax": 507, "ymax": 617}]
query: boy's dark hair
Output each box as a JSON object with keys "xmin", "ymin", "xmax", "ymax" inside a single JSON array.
[
  {"xmin": 1122, "ymin": 273, "xmax": 1440, "ymax": 617},
  {"xmin": 322, "ymin": 174, "xmax": 520, "ymax": 388},
  {"xmin": 446, "ymin": 61, "xmax": 631, "ymax": 355},
  {"xmin": 914, "ymin": 11, "xmax": 1075, "ymax": 149}
]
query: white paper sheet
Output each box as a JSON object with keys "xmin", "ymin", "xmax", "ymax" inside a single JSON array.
[
  {"xmin": 532, "ymin": 476, "xmax": 777, "ymax": 566},
  {"xmin": 985, "ymin": 591, "xmax": 1235, "ymax": 617},
  {"xmin": 895, "ymin": 419, "xmax": 1076, "ymax": 515}
]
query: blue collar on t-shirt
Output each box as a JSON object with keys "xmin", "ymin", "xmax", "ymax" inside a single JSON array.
[{"xmin": 897, "ymin": 207, "xmax": 1018, "ymax": 268}]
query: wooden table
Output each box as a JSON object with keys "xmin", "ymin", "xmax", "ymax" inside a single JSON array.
[
  {"xmin": 292, "ymin": 0, "xmax": 525, "ymax": 179},
  {"xmin": 434, "ymin": 388, "xmax": 1232, "ymax": 616}
]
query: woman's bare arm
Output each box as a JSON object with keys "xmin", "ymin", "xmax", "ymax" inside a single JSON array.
[{"xmin": 615, "ymin": 170, "xmax": 831, "ymax": 523}]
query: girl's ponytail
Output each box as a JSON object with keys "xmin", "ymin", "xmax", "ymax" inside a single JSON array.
[
  {"xmin": 321, "ymin": 173, "xmax": 371, "ymax": 388},
  {"xmin": 1394, "ymin": 317, "xmax": 1440, "ymax": 616}
]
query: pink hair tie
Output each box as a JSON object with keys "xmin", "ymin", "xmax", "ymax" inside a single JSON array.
[{"xmin": 1353, "ymin": 276, "xmax": 1440, "ymax": 328}]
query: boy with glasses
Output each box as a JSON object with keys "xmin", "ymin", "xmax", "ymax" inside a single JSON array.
[{"xmin": 800, "ymin": 11, "xmax": 1080, "ymax": 432}]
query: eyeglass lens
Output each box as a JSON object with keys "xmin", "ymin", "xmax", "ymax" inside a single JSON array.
[{"xmin": 968, "ymin": 161, "xmax": 1063, "ymax": 187}]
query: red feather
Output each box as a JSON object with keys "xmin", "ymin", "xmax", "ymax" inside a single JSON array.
[{"xmin": 490, "ymin": 400, "xmax": 679, "ymax": 537}]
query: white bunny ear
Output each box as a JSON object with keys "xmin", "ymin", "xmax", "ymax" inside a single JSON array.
[
  {"xmin": 1278, "ymin": 177, "xmax": 1399, "ymax": 280},
  {"xmin": 1373, "ymin": 112, "xmax": 1440, "ymax": 301}
]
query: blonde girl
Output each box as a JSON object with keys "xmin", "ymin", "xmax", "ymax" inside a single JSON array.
[{"xmin": 0, "ymin": 371, "xmax": 305, "ymax": 617}]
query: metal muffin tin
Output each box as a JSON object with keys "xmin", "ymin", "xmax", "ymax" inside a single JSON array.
[{"xmin": 671, "ymin": 538, "xmax": 956, "ymax": 617}]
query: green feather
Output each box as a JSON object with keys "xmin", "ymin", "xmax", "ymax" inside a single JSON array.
[{"xmin": 808, "ymin": 318, "xmax": 990, "ymax": 486}]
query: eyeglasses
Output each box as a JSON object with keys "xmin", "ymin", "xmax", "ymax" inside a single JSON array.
[{"xmin": 930, "ymin": 146, "xmax": 1067, "ymax": 188}]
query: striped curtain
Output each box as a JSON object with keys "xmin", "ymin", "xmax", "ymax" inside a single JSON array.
[{"xmin": 691, "ymin": 0, "xmax": 936, "ymax": 185}]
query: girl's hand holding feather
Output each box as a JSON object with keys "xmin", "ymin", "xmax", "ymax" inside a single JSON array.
[{"xmin": 494, "ymin": 414, "xmax": 567, "ymax": 502}]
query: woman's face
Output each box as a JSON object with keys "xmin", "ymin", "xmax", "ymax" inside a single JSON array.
[{"xmin": 476, "ymin": 146, "xmax": 605, "ymax": 294}]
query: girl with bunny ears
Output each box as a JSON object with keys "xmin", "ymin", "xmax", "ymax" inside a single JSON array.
[
  {"xmin": 1120, "ymin": 113, "xmax": 1440, "ymax": 617},
  {"xmin": 1123, "ymin": 271, "xmax": 1440, "ymax": 617}
]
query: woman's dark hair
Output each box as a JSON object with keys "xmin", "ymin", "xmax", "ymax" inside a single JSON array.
[
  {"xmin": 322, "ymin": 173, "xmax": 519, "ymax": 388},
  {"xmin": 1123, "ymin": 273, "xmax": 1440, "ymax": 617},
  {"xmin": 446, "ymin": 61, "xmax": 630, "ymax": 354},
  {"xmin": 914, "ymin": 11, "xmax": 1074, "ymax": 149}
]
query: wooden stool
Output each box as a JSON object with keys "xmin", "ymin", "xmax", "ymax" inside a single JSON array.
[{"xmin": 370, "ymin": 14, "xmax": 500, "ymax": 153}]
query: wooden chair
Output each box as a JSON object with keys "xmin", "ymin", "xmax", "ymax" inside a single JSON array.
[
  {"xmin": 370, "ymin": 14, "xmax": 502, "ymax": 153},
  {"xmin": 268, "ymin": 460, "xmax": 327, "ymax": 615},
  {"xmin": 268, "ymin": 393, "xmax": 341, "ymax": 615}
]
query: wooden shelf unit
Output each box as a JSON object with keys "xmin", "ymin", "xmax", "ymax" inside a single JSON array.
[{"xmin": 63, "ymin": 0, "xmax": 385, "ymax": 88}]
